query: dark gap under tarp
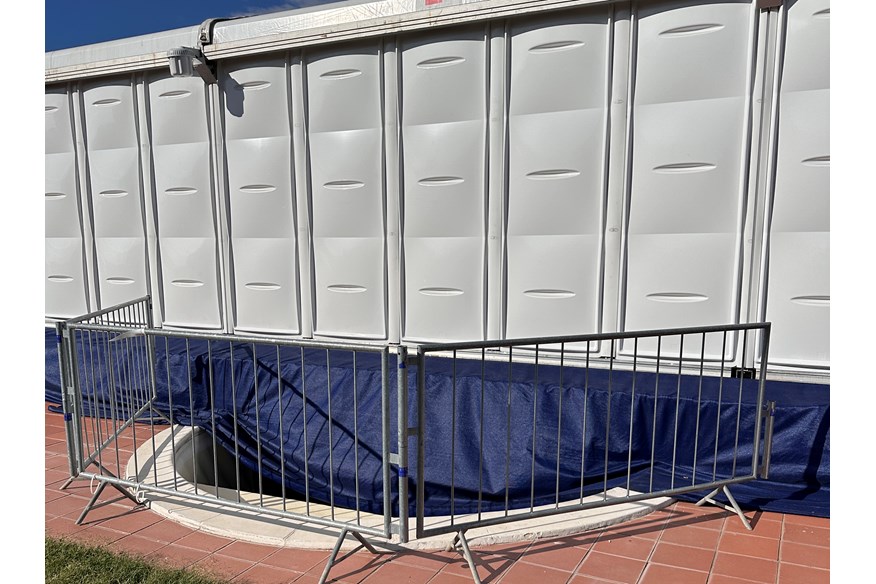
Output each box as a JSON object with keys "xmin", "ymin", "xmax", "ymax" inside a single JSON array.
[{"xmin": 45, "ymin": 328, "xmax": 829, "ymax": 518}]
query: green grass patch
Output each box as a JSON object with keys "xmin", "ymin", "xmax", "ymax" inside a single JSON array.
[{"xmin": 45, "ymin": 537, "xmax": 231, "ymax": 584}]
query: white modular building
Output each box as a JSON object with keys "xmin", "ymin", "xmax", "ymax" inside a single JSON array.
[{"xmin": 45, "ymin": 0, "xmax": 829, "ymax": 380}]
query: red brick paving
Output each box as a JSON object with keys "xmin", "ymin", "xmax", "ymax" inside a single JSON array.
[{"xmin": 44, "ymin": 407, "xmax": 831, "ymax": 583}]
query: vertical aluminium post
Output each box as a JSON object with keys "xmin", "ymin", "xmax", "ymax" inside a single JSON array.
[{"xmin": 55, "ymin": 323, "xmax": 78, "ymax": 484}]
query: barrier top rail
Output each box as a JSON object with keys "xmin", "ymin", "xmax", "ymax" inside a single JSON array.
[
  {"xmin": 62, "ymin": 296, "xmax": 151, "ymax": 326},
  {"xmin": 66, "ymin": 325, "xmax": 394, "ymax": 354},
  {"xmin": 416, "ymin": 322, "xmax": 771, "ymax": 352}
]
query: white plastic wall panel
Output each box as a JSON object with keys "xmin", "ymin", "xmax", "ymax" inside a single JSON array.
[
  {"xmin": 764, "ymin": 0, "xmax": 829, "ymax": 368},
  {"xmin": 221, "ymin": 57, "xmax": 300, "ymax": 335},
  {"xmin": 81, "ymin": 80, "xmax": 150, "ymax": 308},
  {"xmin": 45, "ymin": 88, "xmax": 89, "ymax": 318},
  {"xmin": 401, "ymin": 30, "xmax": 487, "ymax": 342},
  {"xmin": 148, "ymin": 74, "xmax": 222, "ymax": 329},
  {"xmin": 505, "ymin": 12, "xmax": 609, "ymax": 343},
  {"xmin": 307, "ymin": 46, "xmax": 387, "ymax": 339},
  {"xmin": 622, "ymin": 1, "xmax": 753, "ymax": 359}
]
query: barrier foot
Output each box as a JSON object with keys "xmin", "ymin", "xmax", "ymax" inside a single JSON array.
[
  {"xmin": 453, "ymin": 530, "xmax": 482, "ymax": 584},
  {"xmin": 59, "ymin": 477, "xmax": 76, "ymax": 491},
  {"xmin": 318, "ymin": 529, "xmax": 382, "ymax": 584},
  {"xmin": 75, "ymin": 481, "xmax": 107, "ymax": 525},
  {"xmin": 74, "ymin": 463, "xmax": 145, "ymax": 525},
  {"xmin": 696, "ymin": 486, "xmax": 752, "ymax": 531}
]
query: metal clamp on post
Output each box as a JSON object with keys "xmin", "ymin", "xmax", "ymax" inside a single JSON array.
[
  {"xmin": 759, "ymin": 400, "xmax": 776, "ymax": 479},
  {"xmin": 731, "ymin": 366, "xmax": 757, "ymax": 379}
]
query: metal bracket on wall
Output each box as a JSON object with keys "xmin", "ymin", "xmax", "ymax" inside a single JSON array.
[
  {"xmin": 731, "ymin": 366, "xmax": 757, "ymax": 379},
  {"xmin": 167, "ymin": 47, "xmax": 217, "ymax": 84}
]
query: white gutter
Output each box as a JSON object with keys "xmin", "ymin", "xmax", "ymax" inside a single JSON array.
[
  {"xmin": 207, "ymin": 0, "xmax": 611, "ymax": 58},
  {"xmin": 45, "ymin": 26, "xmax": 203, "ymax": 84},
  {"xmin": 46, "ymin": 0, "xmax": 612, "ymax": 84}
]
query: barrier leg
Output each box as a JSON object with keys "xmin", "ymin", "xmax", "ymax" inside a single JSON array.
[
  {"xmin": 318, "ymin": 529, "xmax": 383, "ymax": 584},
  {"xmin": 75, "ymin": 481, "xmax": 108, "ymax": 525},
  {"xmin": 454, "ymin": 530, "xmax": 482, "ymax": 584},
  {"xmin": 696, "ymin": 485, "xmax": 752, "ymax": 531},
  {"xmin": 75, "ymin": 465, "xmax": 144, "ymax": 525}
]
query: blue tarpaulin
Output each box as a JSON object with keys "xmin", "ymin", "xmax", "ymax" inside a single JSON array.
[{"xmin": 45, "ymin": 328, "xmax": 828, "ymax": 517}]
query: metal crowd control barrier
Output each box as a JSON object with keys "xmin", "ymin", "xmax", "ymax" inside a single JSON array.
[
  {"xmin": 54, "ymin": 296, "xmax": 154, "ymax": 495},
  {"xmin": 411, "ymin": 323, "xmax": 774, "ymax": 583},
  {"xmin": 56, "ymin": 298, "xmax": 774, "ymax": 584},
  {"xmin": 55, "ymin": 297, "xmax": 401, "ymax": 583}
]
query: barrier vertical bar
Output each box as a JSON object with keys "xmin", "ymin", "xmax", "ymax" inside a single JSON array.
[
  {"xmin": 416, "ymin": 345, "xmax": 426, "ymax": 541},
  {"xmin": 122, "ymin": 327, "xmax": 140, "ymax": 478},
  {"xmin": 84, "ymin": 330, "xmax": 101, "ymax": 470},
  {"xmin": 580, "ymin": 341, "xmax": 590, "ymax": 503},
  {"xmin": 693, "ymin": 333, "xmax": 706, "ymax": 485},
  {"xmin": 208, "ymin": 341, "xmax": 219, "ymax": 498},
  {"xmin": 381, "ymin": 348, "xmax": 391, "ymax": 538},
  {"xmin": 277, "ymin": 345, "xmax": 287, "ymax": 512},
  {"xmin": 186, "ymin": 339, "xmax": 196, "ymax": 495},
  {"xmin": 626, "ymin": 338, "xmax": 638, "ymax": 496},
  {"xmin": 671, "ymin": 335, "xmax": 684, "ymax": 489},
  {"xmin": 714, "ymin": 331, "xmax": 728, "ymax": 482},
  {"xmin": 301, "ymin": 346, "xmax": 310, "ymax": 515},
  {"xmin": 650, "ymin": 336, "xmax": 661, "ymax": 492},
  {"xmin": 555, "ymin": 343, "xmax": 565, "ymax": 508},
  {"xmin": 396, "ymin": 345, "xmax": 409, "ymax": 542},
  {"xmin": 451, "ymin": 350, "xmax": 457, "ymax": 525},
  {"xmin": 102, "ymin": 332, "xmax": 120, "ymax": 480},
  {"xmin": 477, "ymin": 348, "xmax": 485, "ymax": 520},
  {"xmin": 166, "ymin": 337, "xmax": 178, "ymax": 491},
  {"xmin": 530, "ymin": 345, "xmax": 539, "ymax": 512},
  {"xmin": 604, "ymin": 339, "xmax": 615, "ymax": 500},
  {"xmin": 253, "ymin": 343, "xmax": 264, "ymax": 507},
  {"xmin": 231, "ymin": 342, "xmax": 241, "ymax": 503},
  {"xmin": 733, "ymin": 330, "xmax": 748, "ymax": 477},
  {"xmin": 143, "ymin": 330, "xmax": 158, "ymax": 488},
  {"xmin": 327, "ymin": 349, "xmax": 335, "ymax": 520},
  {"xmin": 353, "ymin": 351, "xmax": 360, "ymax": 525},
  {"xmin": 505, "ymin": 346, "xmax": 512, "ymax": 515}
]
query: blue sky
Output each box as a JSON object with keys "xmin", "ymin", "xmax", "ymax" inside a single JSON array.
[{"xmin": 45, "ymin": 0, "xmax": 340, "ymax": 52}]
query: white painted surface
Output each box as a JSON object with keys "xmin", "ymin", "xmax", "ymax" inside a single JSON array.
[
  {"xmin": 45, "ymin": 88, "xmax": 89, "ymax": 318},
  {"xmin": 505, "ymin": 11, "xmax": 609, "ymax": 345},
  {"xmin": 42, "ymin": 0, "xmax": 829, "ymax": 376},
  {"xmin": 622, "ymin": 0, "xmax": 753, "ymax": 360},
  {"xmin": 308, "ymin": 45, "xmax": 387, "ymax": 339},
  {"xmin": 401, "ymin": 29, "xmax": 487, "ymax": 342},
  {"xmin": 148, "ymin": 74, "xmax": 223, "ymax": 329},
  {"xmin": 82, "ymin": 78, "xmax": 150, "ymax": 308},
  {"xmin": 763, "ymin": 0, "xmax": 830, "ymax": 368},
  {"xmin": 221, "ymin": 57, "xmax": 300, "ymax": 335}
]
